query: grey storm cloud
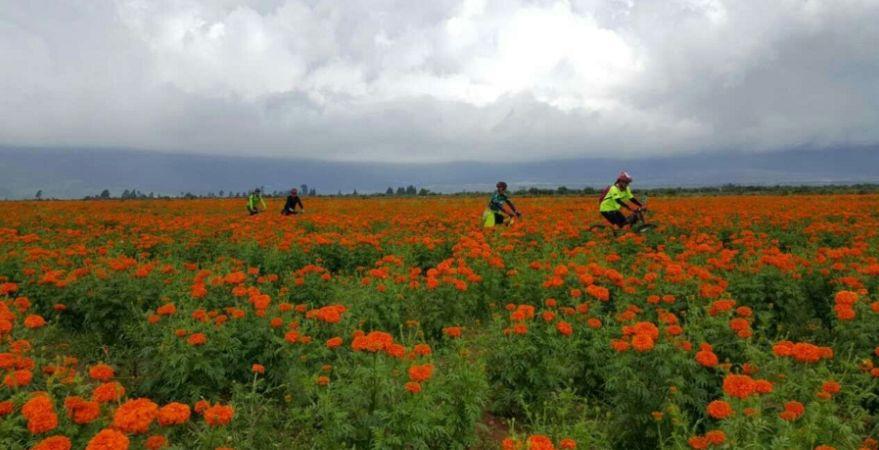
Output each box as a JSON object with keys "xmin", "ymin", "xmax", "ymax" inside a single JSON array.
[{"xmin": 1, "ymin": 0, "xmax": 877, "ymax": 162}]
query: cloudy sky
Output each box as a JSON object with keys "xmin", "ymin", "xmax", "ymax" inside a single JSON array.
[{"xmin": 1, "ymin": 0, "xmax": 877, "ymax": 162}]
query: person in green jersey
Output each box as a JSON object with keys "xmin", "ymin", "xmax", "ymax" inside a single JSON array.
[
  {"xmin": 246, "ymin": 188, "xmax": 267, "ymax": 215},
  {"xmin": 484, "ymin": 181, "xmax": 522, "ymax": 227},
  {"xmin": 599, "ymin": 171, "xmax": 643, "ymax": 228}
]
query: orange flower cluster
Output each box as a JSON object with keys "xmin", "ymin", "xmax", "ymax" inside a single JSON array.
[
  {"xmin": 695, "ymin": 343, "xmax": 719, "ymax": 368},
  {"xmin": 203, "ymin": 404, "xmax": 235, "ymax": 427},
  {"xmin": 157, "ymin": 402, "xmax": 191, "ymax": 426},
  {"xmin": 351, "ymin": 330, "xmax": 403, "ymax": 357},
  {"xmin": 22, "ymin": 393, "xmax": 58, "ymax": 434},
  {"xmin": 614, "ymin": 321, "xmax": 659, "ymax": 353},
  {"xmin": 64, "ymin": 396, "xmax": 101, "ymax": 424},
  {"xmin": 778, "ymin": 400, "xmax": 805, "ymax": 421},
  {"xmin": 85, "ymin": 428, "xmax": 129, "ymax": 450},
  {"xmin": 833, "ymin": 290, "xmax": 858, "ymax": 320},
  {"xmin": 112, "ymin": 398, "xmax": 158, "ymax": 434},
  {"xmin": 306, "ymin": 304, "xmax": 347, "ymax": 323},
  {"xmin": 502, "ymin": 434, "xmax": 577, "ymax": 450},
  {"xmin": 772, "ymin": 341, "xmax": 833, "ymax": 363},
  {"xmin": 721, "ymin": 374, "xmax": 773, "ymax": 399},
  {"xmin": 688, "ymin": 430, "xmax": 725, "ymax": 449}
]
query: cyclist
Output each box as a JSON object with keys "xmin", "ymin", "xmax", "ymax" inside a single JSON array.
[
  {"xmin": 246, "ymin": 188, "xmax": 267, "ymax": 215},
  {"xmin": 281, "ymin": 188, "xmax": 304, "ymax": 215},
  {"xmin": 599, "ymin": 171, "xmax": 644, "ymax": 228},
  {"xmin": 484, "ymin": 181, "xmax": 522, "ymax": 227}
]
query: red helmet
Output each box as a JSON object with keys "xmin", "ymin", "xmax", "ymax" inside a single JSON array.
[
  {"xmin": 616, "ymin": 171, "xmax": 632, "ymax": 183},
  {"xmin": 496, "ymin": 181, "xmax": 508, "ymax": 189},
  {"xmin": 290, "ymin": 188, "xmax": 298, "ymax": 195}
]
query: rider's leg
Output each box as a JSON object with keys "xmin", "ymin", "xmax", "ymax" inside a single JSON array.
[{"xmin": 601, "ymin": 211, "xmax": 627, "ymax": 228}]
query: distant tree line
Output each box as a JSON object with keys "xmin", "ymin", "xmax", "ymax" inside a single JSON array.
[{"xmin": 23, "ymin": 183, "xmax": 879, "ymax": 201}]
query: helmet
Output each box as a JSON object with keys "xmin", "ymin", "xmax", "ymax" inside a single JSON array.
[
  {"xmin": 290, "ymin": 188, "xmax": 298, "ymax": 195},
  {"xmin": 616, "ymin": 171, "xmax": 632, "ymax": 183},
  {"xmin": 496, "ymin": 181, "xmax": 508, "ymax": 190},
  {"xmin": 254, "ymin": 188, "xmax": 261, "ymax": 193}
]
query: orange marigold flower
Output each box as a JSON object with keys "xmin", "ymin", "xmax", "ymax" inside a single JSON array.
[
  {"xmin": 822, "ymin": 380, "xmax": 841, "ymax": 394},
  {"xmin": 156, "ymin": 303, "xmax": 176, "ymax": 316},
  {"xmin": 611, "ymin": 339, "xmax": 630, "ymax": 352},
  {"xmin": 92, "ymin": 382, "xmax": 126, "ymax": 403},
  {"xmin": 203, "ymin": 404, "xmax": 234, "ymax": 427},
  {"xmin": 501, "ymin": 438, "xmax": 521, "ymax": 450},
  {"xmin": 64, "ymin": 396, "xmax": 101, "ymax": 424},
  {"xmin": 85, "ymin": 428, "xmax": 130, "ymax": 450},
  {"xmin": 251, "ymin": 364, "xmax": 265, "ymax": 374},
  {"xmin": 754, "ymin": 379, "xmax": 773, "ymax": 394},
  {"xmin": 316, "ymin": 375, "xmax": 330, "ymax": 386},
  {"xmin": 779, "ymin": 400, "xmax": 805, "ymax": 421},
  {"xmin": 32, "ymin": 435, "xmax": 72, "ymax": 450},
  {"xmin": 408, "ymin": 364, "xmax": 434, "ymax": 382},
  {"xmin": 157, "ymin": 402, "xmax": 191, "ymax": 426},
  {"xmin": 704, "ymin": 430, "xmax": 725, "ymax": 445},
  {"xmin": 187, "ymin": 333, "xmax": 207, "ymax": 346},
  {"xmin": 559, "ymin": 438, "xmax": 576, "ymax": 449},
  {"xmin": 526, "ymin": 435, "xmax": 554, "ymax": 450},
  {"xmin": 325, "ymin": 337, "xmax": 343, "ymax": 349},
  {"xmin": 0, "ymin": 400, "xmax": 13, "ymax": 416},
  {"xmin": 194, "ymin": 400, "xmax": 210, "ymax": 415},
  {"xmin": 722, "ymin": 374, "xmax": 756, "ymax": 399},
  {"xmin": 695, "ymin": 349, "xmax": 718, "ymax": 368},
  {"xmin": 556, "ymin": 320, "xmax": 573, "ymax": 336},
  {"xmin": 688, "ymin": 436, "xmax": 709, "ymax": 449},
  {"xmin": 404, "ymin": 381, "xmax": 421, "ymax": 394},
  {"xmin": 22, "ymin": 394, "xmax": 58, "ymax": 435},
  {"xmin": 145, "ymin": 435, "xmax": 167, "ymax": 450},
  {"xmin": 4, "ymin": 368, "xmax": 33, "ymax": 388},
  {"xmin": 632, "ymin": 333, "xmax": 655, "ymax": 352},
  {"xmin": 89, "ymin": 363, "xmax": 115, "ymax": 382},
  {"xmin": 112, "ymin": 398, "xmax": 158, "ymax": 434},
  {"xmin": 706, "ymin": 400, "xmax": 733, "ymax": 419},
  {"xmin": 442, "ymin": 326, "xmax": 462, "ymax": 338},
  {"xmin": 412, "ymin": 343, "xmax": 432, "ymax": 356},
  {"xmin": 386, "ymin": 343, "xmax": 406, "ymax": 358},
  {"xmin": 351, "ymin": 331, "xmax": 394, "ymax": 353},
  {"xmin": 24, "ymin": 314, "xmax": 47, "ymax": 329}
]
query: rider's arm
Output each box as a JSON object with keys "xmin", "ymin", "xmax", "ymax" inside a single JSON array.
[
  {"xmin": 615, "ymin": 199, "xmax": 635, "ymax": 211},
  {"xmin": 295, "ymin": 197, "xmax": 304, "ymax": 209},
  {"xmin": 260, "ymin": 197, "xmax": 267, "ymax": 209},
  {"xmin": 505, "ymin": 200, "xmax": 522, "ymax": 216},
  {"xmin": 630, "ymin": 198, "xmax": 643, "ymax": 208}
]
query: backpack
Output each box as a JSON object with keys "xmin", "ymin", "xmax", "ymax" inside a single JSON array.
[{"xmin": 598, "ymin": 185, "xmax": 611, "ymax": 205}]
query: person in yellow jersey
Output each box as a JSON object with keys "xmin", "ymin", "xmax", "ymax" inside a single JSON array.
[{"xmin": 599, "ymin": 171, "xmax": 643, "ymax": 228}]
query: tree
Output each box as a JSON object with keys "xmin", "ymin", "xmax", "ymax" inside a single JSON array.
[
  {"xmin": 396, "ymin": 187, "xmax": 406, "ymax": 196},
  {"xmin": 418, "ymin": 188, "xmax": 430, "ymax": 196},
  {"xmin": 35, "ymin": 190, "xmax": 42, "ymax": 200},
  {"xmin": 99, "ymin": 189, "xmax": 111, "ymax": 199},
  {"xmin": 309, "ymin": 188, "xmax": 316, "ymax": 196},
  {"xmin": 301, "ymin": 184, "xmax": 308, "ymax": 196},
  {"xmin": 405, "ymin": 185, "xmax": 417, "ymax": 195},
  {"xmin": 386, "ymin": 187, "xmax": 394, "ymax": 195}
]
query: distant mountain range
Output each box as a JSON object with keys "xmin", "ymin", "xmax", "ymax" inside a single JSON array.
[{"xmin": 1, "ymin": 145, "xmax": 878, "ymax": 199}]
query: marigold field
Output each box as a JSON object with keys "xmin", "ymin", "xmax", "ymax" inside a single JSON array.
[{"xmin": 2, "ymin": 195, "xmax": 879, "ymax": 450}]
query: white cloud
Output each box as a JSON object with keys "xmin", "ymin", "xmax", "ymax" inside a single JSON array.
[{"xmin": 0, "ymin": 0, "xmax": 877, "ymax": 161}]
